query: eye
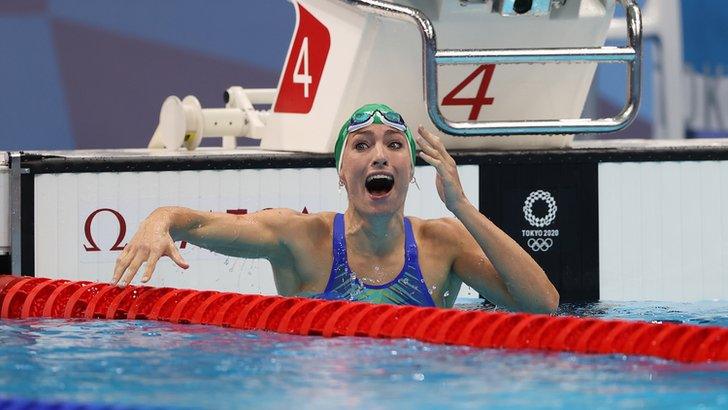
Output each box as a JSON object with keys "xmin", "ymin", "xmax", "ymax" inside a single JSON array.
[
  {"xmin": 354, "ymin": 141, "xmax": 369, "ymax": 151},
  {"xmin": 388, "ymin": 141, "xmax": 403, "ymax": 149}
]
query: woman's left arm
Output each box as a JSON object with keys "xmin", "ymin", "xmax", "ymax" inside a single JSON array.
[{"xmin": 416, "ymin": 126, "xmax": 559, "ymax": 313}]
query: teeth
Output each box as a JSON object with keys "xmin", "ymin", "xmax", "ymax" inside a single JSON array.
[{"xmin": 366, "ymin": 174, "xmax": 394, "ymax": 183}]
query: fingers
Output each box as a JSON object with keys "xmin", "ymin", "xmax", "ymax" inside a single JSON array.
[
  {"xmin": 120, "ymin": 253, "xmax": 147, "ymax": 286},
  {"xmin": 112, "ymin": 250, "xmax": 133, "ymax": 285},
  {"xmin": 417, "ymin": 126, "xmax": 456, "ymax": 165},
  {"xmin": 115, "ymin": 241, "xmax": 188, "ymax": 285},
  {"xmin": 417, "ymin": 133, "xmax": 440, "ymax": 157},
  {"xmin": 141, "ymin": 250, "xmax": 162, "ymax": 283},
  {"xmin": 418, "ymin": 151, "xmax": 443, "ymax": 169},
  {"xmin": 416, "ymin": 126, "xmax": 455, "ymax": 173},
  {"xmin": 417, "ymin": 125, "xmax": 445, "ymax": 154},
  {"xmin": 169, "ymin": 246, "xmax": 190, "ymax": 270}
]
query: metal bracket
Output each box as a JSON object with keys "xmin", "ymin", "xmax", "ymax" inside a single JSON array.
[
  {"xmin": 342, "ymin": 0, "xmax": 642, "ymax": 136},
  {"xmin": 9, "ymin": 152, "xmax": 26, "ymax": 276}
]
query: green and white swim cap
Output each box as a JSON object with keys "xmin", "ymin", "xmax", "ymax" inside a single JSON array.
[{"xmin": 334, "ymin": 103, "xmax": 416, "ymax": 173}]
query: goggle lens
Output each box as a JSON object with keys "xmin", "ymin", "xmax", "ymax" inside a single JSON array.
[
  {"xmin": 350, "ymin": 112, "xmax": 374, "ymax": 125},
  {"xmin": 382, "ymin": 111, "xmax": 404, "ymax": 125}
]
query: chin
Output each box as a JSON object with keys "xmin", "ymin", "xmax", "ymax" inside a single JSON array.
[{"xmin": 358, "ymin": 190, "xmax": 408, "ymax": 215}]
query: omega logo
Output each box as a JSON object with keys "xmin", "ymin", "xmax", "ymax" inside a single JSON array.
[{"xmin": 83, "ymin": 208, "xmax": 127, "ymax": 252}]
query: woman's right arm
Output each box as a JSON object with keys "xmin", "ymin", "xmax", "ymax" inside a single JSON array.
[{"xmin": 112, "ymin": 206, "xmax": 295, "ymax": 286}]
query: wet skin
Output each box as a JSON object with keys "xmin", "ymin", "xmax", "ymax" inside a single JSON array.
[{"xmin": 112, "ymin": 124, "xmax": 559, "ymax": 312}]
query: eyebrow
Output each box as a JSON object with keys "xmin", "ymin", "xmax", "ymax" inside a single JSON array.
[
  {"xmin": 352, "ymin": 130, "xmax": 374, "ymax": 137},
  {"xmin": 352, "ymin": 129, "xmax": 404, "ymax": 138}
]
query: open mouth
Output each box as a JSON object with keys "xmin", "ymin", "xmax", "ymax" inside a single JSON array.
[{"xmin": 365, "ymin": 174, "xmax": 394, "ymax": 197}]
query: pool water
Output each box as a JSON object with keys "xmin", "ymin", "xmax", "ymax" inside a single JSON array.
[{"xmin": 1, "ymin": 300, "xmax": 727, "ymax": 409}]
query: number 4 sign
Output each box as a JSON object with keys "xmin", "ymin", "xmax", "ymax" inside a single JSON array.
[
  {"xmin": 293, "ymin": 38, "xmax": 313, "ymax": 98},
  {"xmin": 274, "ymin": 2, "xmax": 330, "ymax": 114},
  {"xmin": 442, "ymin": 64, "xmax": 496, "ymax": 120}
]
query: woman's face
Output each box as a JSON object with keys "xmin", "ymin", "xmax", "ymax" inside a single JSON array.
[{"xmin": 339, "ymin": 123, "xmax": 413, "ymax": 216}]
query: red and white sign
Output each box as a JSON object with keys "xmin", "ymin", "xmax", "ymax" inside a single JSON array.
[{"xmin": 274, "ymin": 1, "xmax": 330, "ymax": 114}]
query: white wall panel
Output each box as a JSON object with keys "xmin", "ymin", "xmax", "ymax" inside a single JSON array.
[
  {"xmin": 699, "ymin": 162, "xmax": 723, "ymax": 300},
  {"xmin": 619, "ymin": 163, "xmax": 643, "ymax": 295},
  {"xmin": 680, "ymin": 163, "xmax": 703, "ymax": 301},
  {"xmin": 34, "ymin": 166, "xmax": 479, "ymax": 299},
  {"xmin": 598, "ymin": 163, "xmax": 621, "ymax": 300},
  {"xmin": 637, "ymin": 163, "xmax": 662, "ymax": 298},
  {"xmin": 35, "ymin": 173, "xmax": 59, "ymax": 273},
  {"xmin": 599, "ymin": 161, "xmax": 728, "ymax": 301}
]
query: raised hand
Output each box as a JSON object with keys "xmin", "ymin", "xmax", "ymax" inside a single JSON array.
[
  {"xmin": 416, "ymin": 126, "xmax": 468, "ymax": 213},
  {"xmin": 111, "ymin": 209, "xmax": 189, "ymax": 286}
]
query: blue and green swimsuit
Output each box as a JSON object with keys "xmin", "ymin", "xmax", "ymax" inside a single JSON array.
[{"xmin": 315, "ymin": 213, "xmax": 436, "ymax": 307}]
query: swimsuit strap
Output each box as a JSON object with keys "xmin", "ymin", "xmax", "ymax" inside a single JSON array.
[
  {"xmin": 403, "ymin": 217, "xmax": 418, "ymax": 267},
  {"xmin": 322, "ymin": 213, "xmax": 351, "ymax": 296},
  {"xmin": 332, "ymin": 213, "xmax": 348, "ymax": 269},
  {"xmin": 401, "ymin": 217, "xmax": 436, "ymax": 304}
]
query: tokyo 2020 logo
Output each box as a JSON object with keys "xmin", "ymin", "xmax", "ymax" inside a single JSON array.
[
  {"xmin": 521, "ymin": 190, "xmax": 558, "ymax": 252},
  {"xmin": 523, "ymin": 190, "xmax": 557, "ymax": 227}
]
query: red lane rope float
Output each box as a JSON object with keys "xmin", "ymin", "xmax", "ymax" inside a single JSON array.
[{"xmin": 1, "ymin": 276, "xmax": 727, "ymax": 363}]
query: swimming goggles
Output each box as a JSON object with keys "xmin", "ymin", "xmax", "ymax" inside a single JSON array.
[{"xmin": 347, "ymin": 110, "xmax": 408, "ymax": 133}]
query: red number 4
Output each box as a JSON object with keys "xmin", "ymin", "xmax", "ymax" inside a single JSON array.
[{"xmin": 442, "ymin": 64, "xmax": 496, "ymax": 120}]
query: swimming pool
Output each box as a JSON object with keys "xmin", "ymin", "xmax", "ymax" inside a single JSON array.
[{"xmin": 1, "ymin": 299, "xmax": 727, "ymax": 409}]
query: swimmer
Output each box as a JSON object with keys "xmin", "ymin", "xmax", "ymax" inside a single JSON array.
[{"xmin": 112, "ymin": 103, "xmax": 559, "ymax": 313}]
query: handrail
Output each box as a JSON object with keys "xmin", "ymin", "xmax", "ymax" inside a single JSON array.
[{"xmin": 340, "ymin": 0, "xmax": 643, "ymax": 136}]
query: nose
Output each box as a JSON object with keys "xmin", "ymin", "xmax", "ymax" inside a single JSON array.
[{"xmin": 371, "ymin": 142, "xmax": 389, "ymax": 167}]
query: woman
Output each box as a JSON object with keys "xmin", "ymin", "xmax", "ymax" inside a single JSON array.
[{"xmin": 112, "ymin": 103, "xmax": 559, "ymax": 312}]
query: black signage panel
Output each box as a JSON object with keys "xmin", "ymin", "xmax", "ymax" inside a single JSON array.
[{"xmin": 479, "ymin": 163, "xmax": 599, "ymax": 302}]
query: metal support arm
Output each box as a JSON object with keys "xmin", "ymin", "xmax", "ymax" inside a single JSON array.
[{"xmin": 341, "ymin": 0, "xmax": 642, "ymax": 136}]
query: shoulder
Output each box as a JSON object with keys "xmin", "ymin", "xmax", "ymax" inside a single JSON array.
[{"xmin": 408, "ymin": 216, "xmax": 467, "ymax": 246}]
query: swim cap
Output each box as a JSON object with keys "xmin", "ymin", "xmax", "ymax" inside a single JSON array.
[{"xmin": 334, "ymin": 103, "xmax": 416, "ymax": 173}]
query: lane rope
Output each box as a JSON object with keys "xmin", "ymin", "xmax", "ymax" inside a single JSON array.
[{"xmin": 1, "ymin": 276, "xmax": 726, "ymax": 363}]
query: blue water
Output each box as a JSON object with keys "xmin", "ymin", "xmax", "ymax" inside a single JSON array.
[{"xmin": 1, "ymin": 300, "xmax": 727, "ymax": 410}]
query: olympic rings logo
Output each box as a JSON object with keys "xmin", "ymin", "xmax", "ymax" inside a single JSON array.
[
  {"xmin": 523, "ymin": 190, "xmax": 557, "ymax": 227},
  {"xmin": 527, "ymin": 238, "xmax": 553, "ymax": 252}
]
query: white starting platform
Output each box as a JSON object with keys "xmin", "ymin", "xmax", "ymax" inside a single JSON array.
[{"xmin": 5, "ymin": 0, "xmax": 723, "ymax": 303}]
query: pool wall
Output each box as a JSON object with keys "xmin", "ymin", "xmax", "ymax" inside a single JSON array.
[{"xmin": 5, "ymin": 140, "xmax": 728, "ymax": 302}]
